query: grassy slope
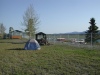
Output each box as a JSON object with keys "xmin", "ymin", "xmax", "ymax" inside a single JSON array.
[{"xmin": 0, "ymin": 39, "xmax": 100, "ymax": 75}]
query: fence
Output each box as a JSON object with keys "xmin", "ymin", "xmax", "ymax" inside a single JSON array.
[
  {"xmin": 46, "ymin": 34, "xmax": 85, "ymax": 43},
  {"xmin": 46, "ymin": 34, "xmax": 100, "ymax": 50}
]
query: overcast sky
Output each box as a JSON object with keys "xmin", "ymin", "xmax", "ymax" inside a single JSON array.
[{"xmin": 0, "ymin": 0, "xmax": 100, "ymax": 34}]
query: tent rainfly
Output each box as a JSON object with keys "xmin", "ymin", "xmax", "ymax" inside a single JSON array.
[{"xmin": 24, "ymin": 39, "xmax": 41, "ymax": 50}]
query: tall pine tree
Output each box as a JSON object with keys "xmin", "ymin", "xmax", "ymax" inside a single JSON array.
[{"xmin": 85, "ymin": 18, "xmax": 99, "ymax": 43}]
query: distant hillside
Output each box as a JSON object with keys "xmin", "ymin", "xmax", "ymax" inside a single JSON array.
[
  {"xmin": 65, "ymin": 31, "xmax": 86, "ymax": 34},
  {"xmin": 51, "ymin": 30, "xmax": 100, "ymax": 35},
  {"xmin": 52, "ymin": 31, "xmax": 86, "ymax": 35},
  {"xmin": 60, "ymin": 30, "xmax": 100, "ymax": 35}
]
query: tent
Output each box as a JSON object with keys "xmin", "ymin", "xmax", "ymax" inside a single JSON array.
[{"xmin": 24, "ymin": 39, "xmax": 41, "ymax": 50}]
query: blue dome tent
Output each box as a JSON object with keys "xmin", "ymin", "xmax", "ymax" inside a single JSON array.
[{"xmin": 24, "ymin": 39, "xmax": 41, "ymax": 50}]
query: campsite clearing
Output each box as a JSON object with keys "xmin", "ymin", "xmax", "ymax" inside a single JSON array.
[{"xmin": 0, "ymin": 39, "xmax": 100, "ymax": 75}]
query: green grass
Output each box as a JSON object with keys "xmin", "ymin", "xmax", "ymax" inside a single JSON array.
[{"xmin": 0, "ymin": 39, "xmax": 100, "ymax": 75}]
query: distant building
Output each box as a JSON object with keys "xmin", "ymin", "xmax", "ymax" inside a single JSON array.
[
  {"xmin": 9, "ymin": 30, "xmax": 22, "ymax": 39},
  {"xmin": 9, "ymin": 30, "xmax": 29, "ymax": 39},
  {"xmin": 56, "ymin": 38, "xmax": 66, "ymax": 42}
]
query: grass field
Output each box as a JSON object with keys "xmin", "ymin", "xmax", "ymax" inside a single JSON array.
[{"xmin": 0, "ymin": 39, "xmax": 100, "ymax": 75}]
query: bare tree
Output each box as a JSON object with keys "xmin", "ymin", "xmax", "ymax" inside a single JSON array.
[
  {"xmin": 0, "ymin": 23, "xmax": 6, "ymax": 36},
  {"xmin": 22, "ymin": 5, "xmax": 39, "ymax": 38}
]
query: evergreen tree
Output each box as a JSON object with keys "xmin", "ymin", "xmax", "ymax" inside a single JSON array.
[{"xmin": 85, "ymin": 18, "xmax": 99, "ymax": 43}]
